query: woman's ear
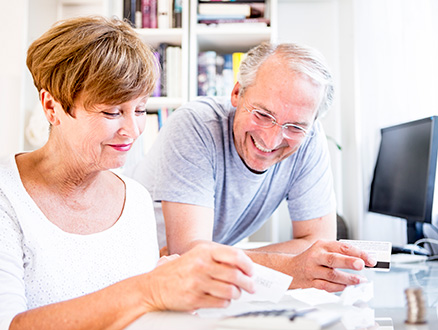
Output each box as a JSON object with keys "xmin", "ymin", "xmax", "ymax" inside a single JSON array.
[{"xmin": 40, "ymin": 90, "xmax": 62, "ymax": 126}]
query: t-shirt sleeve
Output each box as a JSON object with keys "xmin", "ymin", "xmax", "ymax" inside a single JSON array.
[
  {"xmin": 286, "ymin": 121, "xmax": 336, "ymax": 220},
  {"xmin": 141, "ymin": 107, "xmax": 217, "ymax": 208},
  {"xmin": 0, "ymin": 190, "xmax": 27, "ymax": 329}
]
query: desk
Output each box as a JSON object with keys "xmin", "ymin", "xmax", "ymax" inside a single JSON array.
[{"xmin": 125, "ymin": 261, "xmax": 438, "ymax": 330}]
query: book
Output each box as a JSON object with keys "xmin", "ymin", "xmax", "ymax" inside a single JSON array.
[
  {"xmin": 135, "ymin": 0, "xmax": 142, "ymax": 28},
  {"xmin": 198, "ymin": 17, "xmax": 270, "ymax": 26},
  {"xmin": 222, "ymin": 54, "xmax": 234, "ymax": 96},
  {"xmin": 141, "ymin": 0, "xmax": 151, "ymax": 28},
  {"xmin": 198, "ymin": 0, "xmax": 265, "ymax": 3},
  {"xmin": 158, "ymin": 0, "xmax": 172, "ymax": 29},
  {"xmin": 150, "ymin": 0, "xmax": 158, "ymax": 28},
  {"xmin": 143, "ymin": 113, "xmax": 159, "ymax": 154},
  {"xmin": 198, "ymin": 51, "xmax": 217, "ymax": 96},
  {"xmin": 197, "ymin": 14, "xmax": 247, "ymax": 20},
  {"xmin": 166, "ymin": 46, "xmax": 182, "ymax": 97},
  {"xmin": 215, "ymin": 54, "xmax": 225, "ymax": 96},
  {"xmin": 173, "ymin": 0, "xmax": 182, "ymax": 28},
  {"xmin": 123, "ymin": 0, "xmax": 134, "ymax": 26},
  {"xmin": 158, "ymin": 43, "xmax": 168, "ymax": 97},
  {"xmin": 232, "ymin": 52, "xmax": 244, "ymax": 84},
  {"xmin": 142, "ymin": 0, "xmax": 158, "ymax": 28},
  {"xmin": 152, "ymin": 52, "xmax": 161, "ymax": 97},
  {"xmin": 157, "ymin": 107, "xmax": 169, "ymax": 128},
  {"xmin": 198, "ymin": 3, "xmax": 251, "ymax": 17}
]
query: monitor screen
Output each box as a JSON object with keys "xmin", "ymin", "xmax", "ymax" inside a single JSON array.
[{"xmin": 369, "ymin": 116, "xmax": 438, "ymax": 224}]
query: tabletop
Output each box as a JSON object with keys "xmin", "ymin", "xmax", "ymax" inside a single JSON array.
[{"xmin": 124, "ymin": 260, "xmax": 438, "ymax": 330}]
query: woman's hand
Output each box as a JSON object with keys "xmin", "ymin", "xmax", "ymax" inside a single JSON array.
[
  {"xmin": 156, "ymin": 254, "xmax": 180, "ymax": 267},
  {"xmin": 142, "ymin": 242, "xmax": 255, "ymax": 312}
]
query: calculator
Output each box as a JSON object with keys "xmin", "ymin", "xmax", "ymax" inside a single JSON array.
[{"xmin": 216, "ymin": 307, "xmax": 341, "ymax": 330}]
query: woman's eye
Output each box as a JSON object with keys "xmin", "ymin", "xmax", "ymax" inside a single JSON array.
[
  {"xmin": 136, "ymin": 109, "xmax": 147, "ymax": 115},
  {"xmin": 102, "ymin": 111, "xmax": 120, "ymax": 117}
]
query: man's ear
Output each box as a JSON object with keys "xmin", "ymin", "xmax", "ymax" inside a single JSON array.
[
  {"xmin": 230, "ymin": 82, "xmax": 241, "ymax": 107},
  {"xmin": 40, "ymin": 89, "xmax": 62, "ymax": 126}
]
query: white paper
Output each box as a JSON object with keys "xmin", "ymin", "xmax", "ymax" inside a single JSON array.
[
  {"xmin": 286, "ymin": 288, "xmax": 341, "ymax": 306},
  {"xmin": 340, "ymin": 282, "xmax": 374, "ymax": 305},
  {"xmin": 237, "ymin": 263, "xmax": 293, "ymax": 303}
]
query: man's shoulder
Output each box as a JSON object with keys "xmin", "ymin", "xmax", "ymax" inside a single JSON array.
[{"xmin": 175, "ymin": 96, "xmax": 233, "ymax": 121}]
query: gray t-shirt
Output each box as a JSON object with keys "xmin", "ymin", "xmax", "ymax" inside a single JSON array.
[{"xmin": 129, "ymin": 97, "xmax": 336, "ymax": 246}]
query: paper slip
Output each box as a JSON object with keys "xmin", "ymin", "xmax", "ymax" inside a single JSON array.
[
  {"xmin": 340, "ymin": 281, "xmax": 374, "ymax": 305},
  {"xmin": 237, "ymin": 263, "xmax": 293, "ymax": 303},
  {"xmin": 340, "ymin": 239, "xmax": 392, "ymax": 271}
]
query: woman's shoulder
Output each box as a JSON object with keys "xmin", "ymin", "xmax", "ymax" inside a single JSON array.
[
  {"xmin": 114, "ymin": 172, "xmax": 152, "ymax": 201},
  {"xmin": 0, "ymin": 154, "xmax": 22, "ymax": 190}
]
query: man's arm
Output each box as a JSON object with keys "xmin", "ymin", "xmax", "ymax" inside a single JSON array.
[
  {"xmin": 249, "ymin": 212, "xmax": 337, "ymax": 255},
  {"xmin": 163, "ymin": 202, "xmax": 376, "ymax": 292},
  {"xmin": 163, "ymin": 201, "xmax": 215, "ymax": 254}
]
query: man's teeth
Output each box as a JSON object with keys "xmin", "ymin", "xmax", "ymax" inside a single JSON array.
[{"xmin": 254, "ymin": 139, "xmax": 273, "ymax": 153}]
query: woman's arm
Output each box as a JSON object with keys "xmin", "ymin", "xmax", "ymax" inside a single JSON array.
[{"xmin": 10, "ymin": 243, "xmax": 255, "ymax": 330}]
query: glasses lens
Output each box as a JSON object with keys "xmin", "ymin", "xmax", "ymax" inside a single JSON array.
[
  {"xmin": 252, "ymin": 110, "xmax": 275, "ymax": 128},
  {"xmin": 284, "ymin": 125, "xmax": 307, "ymax": 139}
]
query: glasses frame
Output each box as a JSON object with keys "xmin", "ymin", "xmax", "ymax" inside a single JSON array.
[{"xmin": 243, "ymin": 105, "xmax": 314, "ymax": 140}]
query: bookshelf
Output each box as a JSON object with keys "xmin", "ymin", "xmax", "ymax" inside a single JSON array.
[
  {"xmin": 189, "ymin": 0, "xmax": 278, "ymax": 99},
  {"xmin": 134, "ymin": 0, "xmax": 190, "ymax": 111}
]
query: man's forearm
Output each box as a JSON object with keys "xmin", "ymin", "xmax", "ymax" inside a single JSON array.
[{"xmin": 247, "ymin": 238, "xmax": 315, "ymax": 255}]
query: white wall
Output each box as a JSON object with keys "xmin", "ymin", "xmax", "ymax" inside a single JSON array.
[
  {"xmin": 275, "ymin": 0, "xmax": 438, "ymax": 247},
  {"xmin": 355, "ymin": 0, "xmax": 438, "ymax": 245},
  {"xmin": 4, "ymin": 0, "xmax": 437, "ymax": 247},
  {"xmin": 0, "ymin": 1, "xmax": 28, "ymax": 157}
]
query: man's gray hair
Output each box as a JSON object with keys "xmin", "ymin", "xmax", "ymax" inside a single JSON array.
[{"xmin": 238, "ymin": 42, "xmax": 334, "ymax": 118}]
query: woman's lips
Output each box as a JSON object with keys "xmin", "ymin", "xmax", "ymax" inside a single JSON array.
[{"xmin": 109, "ymin": 143, "xmax": 132, "ymax": 152}]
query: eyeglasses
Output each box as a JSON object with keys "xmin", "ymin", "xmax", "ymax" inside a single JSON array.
[{"xmin": 243, "ymin": 105, "xmax": 314, "ymax": 140}]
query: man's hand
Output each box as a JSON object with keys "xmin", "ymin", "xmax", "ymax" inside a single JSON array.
[
  {"xmin": 287, "ymin": 240, "xmax": 376, "ymax": 292},
  {"xmin": 143, "ymin": 242, "xmax": 256, "ymax": 311}
]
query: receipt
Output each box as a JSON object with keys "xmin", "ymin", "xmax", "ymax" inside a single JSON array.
[{"xmin": 237, "ymin": 263, "xmax": 293, "ymax": 303}]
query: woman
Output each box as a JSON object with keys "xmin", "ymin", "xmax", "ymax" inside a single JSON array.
[{"xmin": 0, "ymin": 16, "xmax": 254, "ymax": 330}]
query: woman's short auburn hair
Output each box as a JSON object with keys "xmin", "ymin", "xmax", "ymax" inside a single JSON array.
[{"xmin": 26, "ymin": 15, "xmax": 159, "ymax": 115}]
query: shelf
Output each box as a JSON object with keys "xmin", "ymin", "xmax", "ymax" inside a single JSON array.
[
  {"xmin": 195, "ymin": 26, "xmax": 272, "ymax": 52},
  {"xmin": 136, "ymin": 28, "xmax": 184, "ymax": 48},
  {"xmin": 147, "ymin": 97, "xmax": 185, "ymax": 110}
]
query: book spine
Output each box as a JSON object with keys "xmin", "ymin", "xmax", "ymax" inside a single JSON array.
[
  {"xmin": 198, "ymin": 3, "xmax": 251, "ymax": 16},
  {"xmin": 157, "ymin": 0, "xmax": 170, "ymax": 28},
  {"xmin": 150, "ymin": 0, "xmax": 158, "ymax": 28},
  {"xmin": 198, "ymin": 51, "xmax": 217, "ymax": 96},
  {"xmin": 166, "ymin": 46, "xmax": 174, "ymax": 96},
  {"xmin": 143, "ymin": 114, "xmax": 159, "ymax": 155},
  {"xmin": 174, "ymin": 47, "xmax": 182, "ymax": 97},
  {"xmin": 173, "ymin": 0, "xmax": 182, "ymax": 28},
  {"xmin": 123, "ymin": 0, "xmax": 133, "ymax": 25},
  {"xmin": 232, "ymin": 52, "xmax": 244, "ymax": 84},
  {"xmin": 152, "ymin": 52, "xmax": 161, "ymax": 96},
  {"xmin": 135, "ymin": 0, "xmax": 143, "ymax": 28},
  {"xmin": 141, "ymin": 0, "xmax": 151, "ymax": 28},
  {"xmin": 158, "ymin": 43, "xmax": 168, "ymax": 97},
  {"xmin": 198, "ymin": 17, "xmax": 269, "ymax": 25},
  {"xmin": 222, "ymin": 54, "xmax": 234, "ymax": 96},
  {"xmin": 131, "ymin": 0, "xmax": 137, "ymax": 25},
  {"xmin": 198, "ymin": 0, "xmax": 266, "ymax": 3}
]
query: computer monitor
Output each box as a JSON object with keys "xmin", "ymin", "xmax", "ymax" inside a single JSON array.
[{"xmin": 369, "ymin": 116, "xmax": 438, "ymax": 244}]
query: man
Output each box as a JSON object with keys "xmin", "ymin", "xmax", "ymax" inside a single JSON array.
[{"xmin": 129, "ymin": 42, "xmax": 375, "ymax": 292}]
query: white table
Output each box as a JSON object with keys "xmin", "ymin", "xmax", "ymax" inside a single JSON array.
[{"xmin": 124, "ymin": 261, "xmax": 438, "ymax": 330}]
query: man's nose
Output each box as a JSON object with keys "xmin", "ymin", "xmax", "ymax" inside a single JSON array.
[{"xmin": 261, "ymin": 124, "xmax": 285, "ymax": 150}]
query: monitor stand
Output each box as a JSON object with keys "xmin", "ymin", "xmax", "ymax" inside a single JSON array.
[{"xmin": 406, "ymin": 220, "xmax": 424, "ymax": 244}]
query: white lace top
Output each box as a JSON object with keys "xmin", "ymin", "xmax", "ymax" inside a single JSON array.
[{"xmin": 0, "ymin": 155, "xmax": 159, "ymax": 330}]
